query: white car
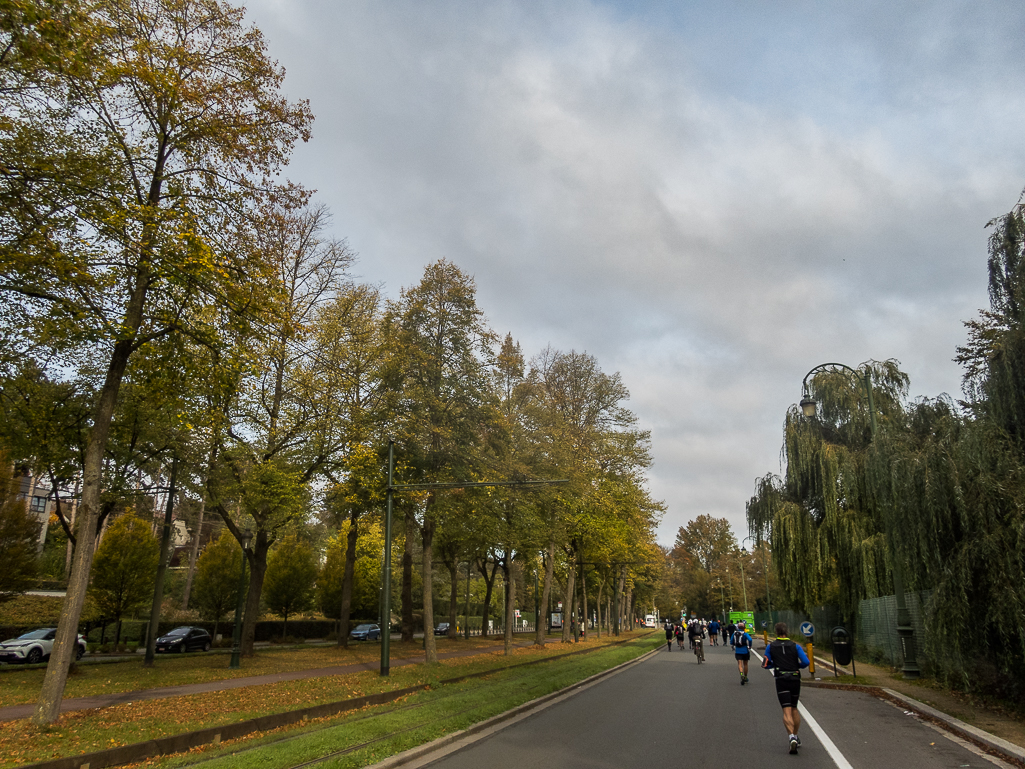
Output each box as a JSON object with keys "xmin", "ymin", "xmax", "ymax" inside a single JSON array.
[{"xmin": 0, "ymin": 628, "xmax": 87, "ymax": 664}]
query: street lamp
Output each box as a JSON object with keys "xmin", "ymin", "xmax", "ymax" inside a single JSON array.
[
  {"xmin": 229, "ymin": 527, "xmax": 252, "ymax": 669},
  {"xmin": 800, "ymin": 362, "xmax": 919, "ymax": 679},
  {"xmin": 737, "ymin": 549, "xmax": 749, "ymax": 612}
]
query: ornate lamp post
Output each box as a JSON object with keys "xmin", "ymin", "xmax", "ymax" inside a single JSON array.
[
  {"xmin": 229, "ymin": 528, "xmax": 252, "ymax": 669},
  {"xmin": 800, "ymin": 362, "xmax": 919, "ymax": 679}
]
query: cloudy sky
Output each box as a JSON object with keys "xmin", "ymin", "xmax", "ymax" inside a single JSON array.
[{"xmin": 244, "ymin": 0, "xmax": 1025, "ymax": 545}]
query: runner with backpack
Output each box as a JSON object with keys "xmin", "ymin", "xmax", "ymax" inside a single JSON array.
[
  {"xmin": 664, "ymin": 620, "xmax": 674, "ymax": 651},
  {"xmin": 762, "ymin": 621, "xmax": 811, "ymax": 754},
  {"xmin": 732, "ymin": 621, "xmax": 752, "ymax": 684}
]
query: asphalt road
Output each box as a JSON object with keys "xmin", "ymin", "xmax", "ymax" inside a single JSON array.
[{"xmin": 414, "ymin": 639, "xmax": 1011, "ymax": 769}]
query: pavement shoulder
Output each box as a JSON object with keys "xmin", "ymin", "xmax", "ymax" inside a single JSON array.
[
  {"xmin": 367, "ymin": 646, "xmax": 661, "ymax": 769},
  {"xmin": 879, "ymin": 687, "xmax": 1025, "ymax": 765},
  {"xmin": 807, "ymin": 654, "xmax": 1025, "ymax": 765}
]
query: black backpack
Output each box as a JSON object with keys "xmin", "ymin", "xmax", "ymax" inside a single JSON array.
[{"xmin": 733, "ymin": 630, "xmax": 749, "ymax": 649}]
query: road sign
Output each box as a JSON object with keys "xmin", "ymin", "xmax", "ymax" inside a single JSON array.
[{"xmin": 800, "ymin": 621, "xmax": 815, "ymax": 637}]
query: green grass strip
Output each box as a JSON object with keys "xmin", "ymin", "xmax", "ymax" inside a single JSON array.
[{"xmin": 150, "ymin": 636, "xmax": 661, "ymax": 769}]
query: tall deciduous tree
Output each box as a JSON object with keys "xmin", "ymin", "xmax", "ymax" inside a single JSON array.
[
  {"xmin": 209, "ymin": 201, "xmax": 351, "ymax": 657},
  {"xmin": 388, "ymin": 259, "xmax": 498, "ymax": 663},
  {"xmin": 314, "ymin": 285, "xmax": 390, "ymax": 647},
  {"xmin": 4, "ymin": 0, "xmax": 313, "ymax": 723}
]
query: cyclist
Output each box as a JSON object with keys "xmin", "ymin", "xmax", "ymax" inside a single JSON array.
[
  {"xmin": 762, "ymin": 622, "xmax": 811, "ymax": 753},
  {"xmin": 688, "ymin": 618, "xmax": 705, "ymax": 662},
  {"xmin": 733, "ymin": 621, "xmax": 752, "ymax": 684}
]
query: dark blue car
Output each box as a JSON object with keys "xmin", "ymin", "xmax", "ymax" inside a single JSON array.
[{"xmin": 349, "ymin": 624, "xmax": 380, "ymax": 641}]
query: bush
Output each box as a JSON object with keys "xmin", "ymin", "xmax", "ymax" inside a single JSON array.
[{"xmin": 98, "ymin": 643, "xmax": 110, "ymax": 654}]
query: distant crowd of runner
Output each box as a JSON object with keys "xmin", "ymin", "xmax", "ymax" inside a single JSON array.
[{"xmin": 662, "ymin": 616, "xmax": 810, "ymax": 754}]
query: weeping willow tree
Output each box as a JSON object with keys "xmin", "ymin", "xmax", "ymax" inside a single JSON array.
[
  {"xmin": 906, "ymin": 201, "xmax": 1025, "ymax": 694},
  {"xmin": 747, "ymin": 360, "xmax": 908, "ymax": 622},
  {"xmin": 871, "ymin": 395, "xmax": 1025, "ymax": 692}
]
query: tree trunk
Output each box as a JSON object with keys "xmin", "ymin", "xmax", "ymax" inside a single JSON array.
[
  {"xmin": 448, "ymin": 560, "xmax": 458, "ymax": 638},
  {"xmin": 503, "ymin": 554, "xmax": 515, "ymax": 655},
  {"xmin": 535, "ymin": 539, "xmax": 554, "ymax": 646},
  {"xmin": 595, "ymin": 581, "xmax": 602, "ymax": 639},
  {"xmin": 181, "ymin": 497, "xmax": 205, "ymax": 611},
  {"xmin": 114, "ymin": 619, "xmax": 122, "ymax": 648},
  {"xmin": 241, "ymin": 533, "xmax": 269, "ymax": 656},
  {"xmin": 561, "ymin": 564, "xmax": 576, "ymax": 643},
  {"xmin": 33, "ymin": 327, "xmax": 143, "ymax": 724},
  {"xmin": 626, "ymin": 586, "xmax": 633, "ymax": 631},
  {"xmin": 614, "ymin": 567, "xmax": 626, "ymax": 636},
  {"xmin": 401, "ymin": 508, "xmax": 414, "ymax": 642},
  {"xmin": 421, "ymin": 515, "xmax": 437, "ymax": 664},
  {"xmin": 580, "ymin": 562, "xmax": 588, "ymax": 641},
  {"xmin": 477, "ymin": 556, "xmax": 497, "ymax": 637},
  {"xmin": 337, "ymin": 514, "xmax": 359, "ymax": 648},
  {"xmin": 145, "ymin": 457, "xmax": 179, "ymax": 666}
]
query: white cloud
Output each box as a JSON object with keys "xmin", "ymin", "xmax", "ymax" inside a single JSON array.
[{"xmin": 246, "ymin": 0, "xmax": 1025, "ymax": 543}]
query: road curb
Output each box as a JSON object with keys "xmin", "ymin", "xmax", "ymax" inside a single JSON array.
[{"xmin": 368, "ymin": 644, "xmax": 661, "ymax": 769}]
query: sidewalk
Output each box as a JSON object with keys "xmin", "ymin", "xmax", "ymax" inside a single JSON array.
[{"xmin": 0, "ymin": 639, "xmax": 544, "ymax": 722}]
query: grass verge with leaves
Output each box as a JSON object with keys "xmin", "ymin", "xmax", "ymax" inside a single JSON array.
[{"xmin": 2, "ymin": 634, "xmax": 659, "ymax": 768}]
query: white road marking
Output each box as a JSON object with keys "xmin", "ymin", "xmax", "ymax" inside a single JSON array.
[{"xmin": 751, "ymin": 648, "xmax": 854, "ymax": 769}]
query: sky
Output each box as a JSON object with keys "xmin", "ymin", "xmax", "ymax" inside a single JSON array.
[{"xmin": 242, "ymin": 0, "xmax": 1025, "ymax": 545}]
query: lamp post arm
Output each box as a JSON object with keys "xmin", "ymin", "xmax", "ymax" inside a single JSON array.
[{"xmin": 801, "ymin": 362, "xmax": 861, "ymax": 397}]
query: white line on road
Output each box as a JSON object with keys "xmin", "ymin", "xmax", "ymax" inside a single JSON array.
[
  {"xmin": 751, "ymin": 648, "xmax": 853, "ymax": 769},
  {"xmin": 797, "ymin": 701, "xmax": 854, "ymax": 769}
]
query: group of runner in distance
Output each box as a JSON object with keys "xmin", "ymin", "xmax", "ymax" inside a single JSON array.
[{"xmin": 663, "ymin": 617, "xmax": 811, "ymax": 754}]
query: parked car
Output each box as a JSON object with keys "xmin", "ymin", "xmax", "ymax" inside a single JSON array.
[
  {"xmin": 349, "ymin": 623, "xmax": 380, "ymax": 641},
  {"xmin": 434, "ymin": 622, "xmax": 450, "ymax": 635},
  {"xmin": 0, "ymin": 628, "xmax": 87, "ymax": 664},
  {"xmin": 155, "ymin": 626, "xmax": 212, "ymax": 653}
]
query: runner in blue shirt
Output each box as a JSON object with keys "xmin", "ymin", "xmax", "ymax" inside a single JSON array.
[
  {"xmin": 732, "ymin": 621, "xmax": 753, "ymax": 684},
  {"xmin": 762, "ymin": 621, "xmax": 811, "ymax": 754},
  {"xmin": 707, "ymin": 619, "xmax": 721, "ymax": 646}
]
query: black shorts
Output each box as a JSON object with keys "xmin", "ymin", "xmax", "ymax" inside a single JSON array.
[
  {"xmin": 774, "ymin": 674, "xmax": 801, "ymax": 708},
  {"xmin": 735, "ymin": 652, "xmax": 750, "ymax": 660}
]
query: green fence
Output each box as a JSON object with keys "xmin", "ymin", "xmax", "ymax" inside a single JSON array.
[{"xmin": 753, "ymin": 590, "xmax": 930, "ymax": 669}]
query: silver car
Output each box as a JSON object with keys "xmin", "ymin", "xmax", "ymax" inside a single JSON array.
[{"xmin": 0, "ymin": 628, "xmax": 87, "ymax": 664}]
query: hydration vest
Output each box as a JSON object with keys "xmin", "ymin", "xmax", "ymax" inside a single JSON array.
[{"xmin": 769, "ymin": 637, "xmax": 802, "ymax": 676}]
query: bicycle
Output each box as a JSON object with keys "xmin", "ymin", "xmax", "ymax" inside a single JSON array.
[{"xmin": 693, "ymin": 635, "xmax": 705, "ymax": 663}]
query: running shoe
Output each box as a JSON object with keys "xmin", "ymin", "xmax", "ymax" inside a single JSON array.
[
  {"xmin": 795, "ymin": 736, "xmax": 802, "ymax": 747},
  {"xmin": 789, "ymin": 736, "xmax": 798, "ymax": 754},
  {"xmin": 740, "ymin": 674, "xmax": 746, "ymax": 685}
]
